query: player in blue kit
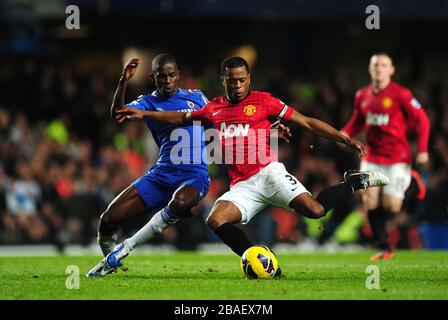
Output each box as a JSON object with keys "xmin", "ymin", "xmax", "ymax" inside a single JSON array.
[{"xmin": 86, "ymin": 54, "xmax": 211, "ymax": 277}]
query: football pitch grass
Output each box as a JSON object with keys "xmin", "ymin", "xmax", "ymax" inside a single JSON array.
[{"xmin": 1, "ymin": 251, "xmax": 448, "ymax": 300}]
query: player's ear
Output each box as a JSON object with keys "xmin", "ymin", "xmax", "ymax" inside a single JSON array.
[
  {"xmin": 390, "ymin": 65, "xmax": 395, "ymax": 76},
  {"xmin": 150, "ymin": 72, "xmax": 155, "ymax": 84},
  {"xmin": 221, "ymin": 76, "xmax": 225, "ymax": 87}
]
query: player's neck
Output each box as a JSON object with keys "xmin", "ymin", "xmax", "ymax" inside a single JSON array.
[
  {"xmin": 157, "ymin": 88, "xmax": 179, "ymax": 98},
  {"xmin": 371, "ymin": 79, "xmax": 391, "ymax": 94},
  {"xmin": 226, "ymin": 90, "xmax": 251, "ymax": 104}
]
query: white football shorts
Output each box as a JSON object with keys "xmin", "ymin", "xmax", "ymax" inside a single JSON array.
[
  {"xmin": 360, "ymin": 160, "xmax": 411, "ymax": 199},
  {"xmin": 216, "ymin": 162, "xmax": 310, "ymax": 224}
]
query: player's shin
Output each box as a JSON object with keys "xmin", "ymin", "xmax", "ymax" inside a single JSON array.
[
  {"xmin": 125, "ymin": 207, "xmax": 177, "ymax": 250},
  {"xmin": 214, "ymin": 222, "xmax": 254, "ymax": 256},
  {"xmin": 97, "ymin": 224, "xmax": 118, "ymax": 256},
  {"xmin": 316, "ymin": 182, "xmax": 354, "ymax": 215},
  {"xmin": 368, "ymin": 208, "xmax": 392, "ymax": 251}
]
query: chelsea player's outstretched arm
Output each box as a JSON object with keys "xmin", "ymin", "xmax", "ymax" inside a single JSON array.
[{"xmin": 116, "ymin": 107, "xmax": 193, "ymax": 126}]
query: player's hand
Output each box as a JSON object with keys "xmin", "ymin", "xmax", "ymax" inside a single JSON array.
[
  {"xmin": 114, "ymin": 113, "xmax": 128, "ymax": 123},
  {"xmin": 346, "ymin": 138, "xmax": 366, "ymax": 158},
  {"xmin": 271, "ymin": 120, "xmax": 292, "ymax": 143},
  {"xmin": 121, "ymin": 58, "xmax": 140, "ymax": 81},
  {"xmin": 416, "ymin": 152, "xmax": 429, "ymax": 168},
  {"xmin": 115, "ymin": 107, "xmax": 145, "ymax": 123}
]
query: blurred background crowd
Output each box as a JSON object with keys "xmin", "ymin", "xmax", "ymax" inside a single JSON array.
[{"xmin": 1, "ymin": 0, "xmax": 447, "ymax": 251}]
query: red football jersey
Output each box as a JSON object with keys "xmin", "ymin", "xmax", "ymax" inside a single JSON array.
[
  {"xmin": 341, "ymin": 82, "xmax": 429, "ymax": 165},
  {"xmin": 191, "ymin": 91, "xmax": 294, "ymax": 186}
]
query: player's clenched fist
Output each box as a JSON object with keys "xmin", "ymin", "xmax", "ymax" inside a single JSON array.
[{"xmin": 121, "ymin": 58, "xmax": 140, "ymax": 81}]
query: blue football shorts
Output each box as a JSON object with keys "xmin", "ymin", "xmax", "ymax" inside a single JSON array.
[{"xmin": 132, "ymin": 165, "xmax": 210, "ymax": 214}]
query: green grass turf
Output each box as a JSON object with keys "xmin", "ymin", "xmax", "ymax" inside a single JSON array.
[{"xmin": 1, "ymin": 251, "xmax": 447, "ymax": 300}]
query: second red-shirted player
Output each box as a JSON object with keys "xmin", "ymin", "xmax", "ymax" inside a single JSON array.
[{"xmin": 341, "ymin": 52, "xmax": 430, "ymax": 260}]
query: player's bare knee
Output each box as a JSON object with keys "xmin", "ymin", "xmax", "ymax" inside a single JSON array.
[
  {"xmin": 169, "ymin": 193, "xmax": 196, "ymax": 218},
  {"xmin": 309, "ymin": 202, "xmax": 325, "ymax": 219},
  {"xmin": 205, "ymin": 213, "xmax": 227, "ymax": 230},
  {"xmin": 205, "ymin": 214, "xmax": 218, "ymax": 229},
  {"xmin": 383, "ymin": 202, "xmax": 401, "ymax": 213}
]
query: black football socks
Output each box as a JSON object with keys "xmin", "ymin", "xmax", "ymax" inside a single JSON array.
[
  {"xmin": 316, "ymin": 181, "xmax": 354, "ymax": 215},
  {"xmin": 214, "ymin": 222, "xmax": 254, "ymax": 256},
  {"xmin": 317, "ymin": 202, "xmax": 353, "ymax": 245},
  {"xmin": 368, "ymin": 207, "xmax": 392, "ymax": 251}
]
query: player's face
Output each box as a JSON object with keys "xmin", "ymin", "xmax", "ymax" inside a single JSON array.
[
  {"xmin": 222, "ymin": 66, "xmax": 251, "ymax": 103},
  {"xmin": 151, "ymin": 63, "xmax": 180, "ymax": 97},
  {"xmin": 369, "ymin": 55, "xmax": 395, "ymax": 83}
]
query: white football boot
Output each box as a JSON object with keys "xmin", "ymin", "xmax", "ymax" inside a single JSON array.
[
  {"xmin": 344, "ymin": 170, "xmax": 390, "ymax": 189},
  {"xmin": 106, "ymin": 242, "xmax": 132, "ymax": 268},
  {"xmin": 85, "ymin": 258, "xmax": 117, "ymax": 278}
]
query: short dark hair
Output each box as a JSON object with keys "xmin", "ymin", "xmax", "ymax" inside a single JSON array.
[
  {"xmin": 220, "ymin": 56, "xmax": 250, "ymax": 76},
  {"xmin": 152, "ymin": 53, "xmax": 178, "ymax": 71}
]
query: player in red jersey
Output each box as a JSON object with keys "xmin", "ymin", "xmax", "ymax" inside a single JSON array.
[
  {"xmin": 117, "ymin": 57, "xmax": 389, "ymax": 264},
  {"xmin": 341, "ymin": 53, "xmax": 430, "ymax": 260}
]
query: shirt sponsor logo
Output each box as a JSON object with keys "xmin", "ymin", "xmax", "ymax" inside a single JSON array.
[
  {"xmin": 220, "ymin": 123, "xmax": 250, "ymax": 138},
  {"xmin": 366, "ymin": 112, "xmax": 389, "ymax": 126},
  {"xmin": 243, "ymin": 105, "xmax": 256, "ymax": 116},
  {"xmin": 382, "ymin": 97, "xmax": 393, "ymax": 108}
]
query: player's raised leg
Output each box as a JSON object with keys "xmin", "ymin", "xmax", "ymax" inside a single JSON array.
[
  {"xmin": 292, "ymin": 170, "xmax": 390, "ymax": 219},
  {"xmin": 317, "ymin": 197, "xmax": 356, "ymax": 246}
]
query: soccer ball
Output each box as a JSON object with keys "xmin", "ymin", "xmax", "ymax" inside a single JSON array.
[{"xmin": 240, "ymin": 245, "xmax": 280, "ymax": 279}]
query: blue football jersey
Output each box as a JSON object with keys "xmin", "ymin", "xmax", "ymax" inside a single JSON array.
[{"xmin": 128, "ymin": 88, "xmax": 209, "ymax": 172}]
